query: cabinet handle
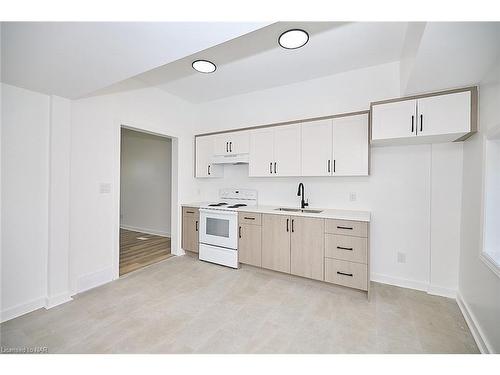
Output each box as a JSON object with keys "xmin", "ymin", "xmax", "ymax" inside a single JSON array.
[
  {"xmin": 420, "ymin": 114, "xmax": 423, "ymax": 132},
  {"xmin": 270, "ymin": 162, "xmax": 273, "ymax": 174},
  {"xmin": 244, "ymin": 217, "xmax": 255, "ymax": 220},
  {"xmin": 328, "ymin": 159, "xmax": 331, "ymax": 173},
  {"xmin": 291, "ymin": 219, "xmax": 294, "ymax": 232},
  {"xmin": 337, "ymin": 246, "xmax": 353, "ymax": 251},
  {"xmin": 274, "ymin": 162, "xmax": 277, "ymax": 174},
  {"xmin": 195, "ymin": 221, "xmax": 198, "ymax": 231},
  {"xmin": 229, "ymin": 142, "xmax": 232, "ymax": 152},
  {"xmin": 186, "ymin": 210, "xmax": 194, "ymax": 214},
  {"xmin": 286, "ymin": 218, "xmax": 289, "ymax": 232},
  {"xmin": 337, "ymin": 271, "xmax": 353, "ymax": 277},
  {"xmin": 337, "ymin": 226, "xmax": 353, "ymax": 230},
  {"xmin": 226, "ymin": 142, "xmax": 229, "ymax": 152},
  {"xmin": 333, "ymin": 160, "xmax": 336, "ymax": 173},
  {"xmin": 238, "ymin": 226, "xmax": 241, "ymax": 238},
  {"xmin": 208, "ymin": 165, "xmax": 211, "ymax": 175},
  {"xmin": 411, "ymin": 115, "xmax": 414, "ymax": 133}
]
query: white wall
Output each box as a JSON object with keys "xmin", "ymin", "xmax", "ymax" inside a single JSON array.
[
  {"xmin": 70, "ymin": 87, "xmax": 196, "ymax": 294},
  {"xmin": 194, "ymin": 62, "xmax": 463, "ymax": 296},
  {"xmin": 458, "ymin": 61, "xmax": 500, "ymax": 353},
  {"xmin": 120, "ymin": 128, "xmax": 172, "ymax": 236},
  {"xmin": 1, "ymin": 83, "xmax": 50, "ymax": 320}
]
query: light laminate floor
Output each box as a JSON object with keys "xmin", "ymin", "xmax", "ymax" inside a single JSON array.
[
  {"xmin": 119, "ymin": 229, "xmax": 172, "ymax": 276},
  {"xmin": 0, "ymin": 254, "xmax": 478, "ymax": 354}
]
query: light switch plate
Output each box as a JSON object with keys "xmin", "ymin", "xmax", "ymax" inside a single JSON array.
[{"xmin": 99, "ymin": 183, "xmax": 111, "ymax": 194}]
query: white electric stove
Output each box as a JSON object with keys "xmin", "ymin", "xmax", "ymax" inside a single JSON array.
[{"xmin": 198, "ymin": 188, "xmax": 258, "ymax": 268}]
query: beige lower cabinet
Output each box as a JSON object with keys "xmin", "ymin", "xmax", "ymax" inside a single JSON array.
[
  {"xmin": 324, "ymin": 258, "xmax": 368, "ymax": 291},
  {"xmin": 262, "ymin": 214, "xmax": 291, "ymax": 273},
  {"xmin": 182, "ymin": 206, "xmax": 199, "ymax": 253},
  {"xmin": 238, "ymin": 212, "xmax": 262, "ymax": 267},
  {"xmin": 290, "ymin": 216, "xmax": 324, "ymax": 281}
]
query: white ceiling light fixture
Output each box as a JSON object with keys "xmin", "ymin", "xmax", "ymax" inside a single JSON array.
[
  {"xmin": 192, "ymin": 59, "xmax": 217, "ymax": 73},
  {"xmin": 278, "ymin": 29, "xmax": 309, "ymax": 49}
]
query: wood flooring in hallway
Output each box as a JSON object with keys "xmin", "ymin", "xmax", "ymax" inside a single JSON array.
[{"xmin": 119, "ymin": 229, "xmax": 173, "ymax": 276}]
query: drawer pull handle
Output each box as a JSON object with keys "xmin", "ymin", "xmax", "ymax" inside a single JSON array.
[
  {"xmin": 186, "ymin": 211, "xmax": 194, "ymax": 214},
  {"xmin": 195, "ymin": 221, "xmax": 198, "ymax": 231},
  {"xmin": 337, "ymin": 246, "xmax": 353, "ymax": 251},
  {"xmin": 337, "ymin": 226, "xmax": 353, "ymax": 230},
  {"xmin": 337, "ymin": 271, "xmax": 353, "ymax": 277},
  {"xmin": 244, "ymin": 217, "xmax": 255, "ymax": 220}
]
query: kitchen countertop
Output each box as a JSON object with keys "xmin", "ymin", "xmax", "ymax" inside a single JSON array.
[{"xmin": 181, "ymin": 203, "xmax": 370, "ymax": 222}]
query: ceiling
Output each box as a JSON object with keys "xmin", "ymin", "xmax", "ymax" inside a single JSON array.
[
  {"xmin": 0, "ymin": 22, "xmax": 269, "ymax": 98},
  {"xmin": 95, "ymin": 22, "xmax": 409, "ymax": 102},
  {"xmin": 2, "ymin": 22, "xmax": 499, "ymax": 102}
]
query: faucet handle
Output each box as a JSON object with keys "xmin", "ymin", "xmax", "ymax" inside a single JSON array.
[{"xmin": 304, "ymin": 199, "xmax": 309, "ymax": 207}]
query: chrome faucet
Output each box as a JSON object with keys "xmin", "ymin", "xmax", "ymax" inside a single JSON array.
[{"xmin": 297, "ymin": 183, "xmax": 309, "ymax": 209}]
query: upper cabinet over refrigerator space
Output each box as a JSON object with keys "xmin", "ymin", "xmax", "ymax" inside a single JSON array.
[{"xmin": 371, "ymin": 87, "xmax": 477, "ymax": 145}]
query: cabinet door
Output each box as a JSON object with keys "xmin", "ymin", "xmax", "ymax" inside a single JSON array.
[
  {"xmin": 371, "ymin": 99, "xmax": 417, "ymax": 141},
  {"xmin": 332, "ymin": 113, "xmax": 369, "ymax": 176},
  {"xmin": 274, "ymin": 124, "xmax": 301, "ymax": 176},
  {"xmin": 290, "ymin": 217, "xmax": 324, "ymax": 281},
  {"xmin": 196, "ymin": 136, "xmax": 223, "ymax": 178},
  {"xmin": 238, "ymin": 224, "xmax": 262, "ymax": 267},
  {"xmin": 229, "ymin": 131, "xmax": 250, "ymax": 154},
  {"xmin": 249, "ymin": 128, "xmax": 274, "ymax": 177},
  {"xmin": 262, "ymin": 214, "xmax": 290, "ymax": 273},
  {"xmin": 301, "ymin": 119, "xmax": 332, "ymax": 176},
  {"xmin": 182, "ymin": 215, "xmax": 199, "ymax": 253},
  {"xmin": 214, "ymin": 134, "xmax": 230, "ymax": 155},
  {"xmin": 417, "ymin": 91, "xmax": 471, "ymax": 137}
]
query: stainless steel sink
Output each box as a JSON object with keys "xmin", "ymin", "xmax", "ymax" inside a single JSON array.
[
  {"xmin": 274, "ymin": 208, "xmax": 323, "ymax": 214},
  {"xmin": 301, "ymin": 209, "xmax": 323, "ymax": 213},
  {"xmin": 275, "ymin": 207, "xmax": 301, "ymax": 212}
]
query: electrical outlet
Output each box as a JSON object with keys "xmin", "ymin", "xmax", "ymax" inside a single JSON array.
[
  {"xmin": 397, "ymin": 252, "xmax": 406, "ymax": 264},
  {"xmin": 349, "ymin": 192, "xmax": 357, "ymax": 202}
]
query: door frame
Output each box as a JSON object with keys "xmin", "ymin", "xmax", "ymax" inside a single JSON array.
[{"xmin": 112, "ymin": 121, "xmax": 180, "ymax": 280}]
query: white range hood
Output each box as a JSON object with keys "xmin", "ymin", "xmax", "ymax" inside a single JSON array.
[{"xmin": 211, "ymin": 153, "xmax": 249, "ymax": 165}]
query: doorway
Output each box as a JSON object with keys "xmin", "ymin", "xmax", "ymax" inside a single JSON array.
[{"xmin": 119, "ymin": 128, "xmax": 173, "ymax": 276}]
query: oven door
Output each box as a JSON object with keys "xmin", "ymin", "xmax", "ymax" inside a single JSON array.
[{"xmin": 199, "ymin": 209, "xmax": 238, "ymax": 250}]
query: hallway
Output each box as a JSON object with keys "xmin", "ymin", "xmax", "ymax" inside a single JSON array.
[{"xmin": 119, "ymin": 229, "xmax": 173, "ymax": 275}]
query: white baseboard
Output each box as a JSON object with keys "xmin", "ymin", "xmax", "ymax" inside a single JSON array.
[
  {"xmin": 120, "ymin": 225, "xmax": 170, "ymax": 238},
  {"xmin": 0, "ymin": 297, "xmax": 45, "ymax": 323},
  {"xmin": 76, "ymin": 267, "xmax": 114, "ymax": 293},
  {"xmin": 45, "ymin": 292, "xmax": 73, "ymax": 309},
  {"xmin": 456, "ymin": 292, "xmax": 493, "ymax": 354},
  {"xmin": 427, "ymin": 284, "xmax": 457, "ymax": 299},
  {"xmin": 371, "ymin": 273, "xmax": 429, "ymax": 292}
]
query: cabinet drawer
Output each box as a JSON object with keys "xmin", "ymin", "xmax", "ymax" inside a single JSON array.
[
  {"xmin": 324, "ymin": 258, "xmax": 368, "ymax": 291},
  {"xmin": 183, "ymin": 206, "xmax": 199, "ymax": 218},
  {"xmin": 325, "ymin": 219, "xmax": 367, "ymax": 237},
  {"xmin": 238, "ymin": 212, "xmax": 262, "ymax": 226},
  {"xmin": 325, "ymin": 234, "xmax": 367, "ymax": 264}
]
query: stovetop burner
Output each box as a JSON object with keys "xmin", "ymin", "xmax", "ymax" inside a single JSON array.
[
  {"xmin": 227, "ymin": 204, "xmax": 247, "ymax": 208},
  {"xmin": 208, "ymin": 202, "xmax": 228, "ymax": 207}
]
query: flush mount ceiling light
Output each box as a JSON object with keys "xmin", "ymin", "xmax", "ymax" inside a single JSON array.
[
  {"xmin": 192, "ymin": 60, "xmax": 216, "ymax": 73},
  {"xmin": 278, "ymin": 29, "xmax": 309, "ymax": 49}
]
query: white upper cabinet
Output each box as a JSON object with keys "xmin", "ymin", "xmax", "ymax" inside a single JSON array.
[
  {"xmin": 249, "ymin": 128, "xmax": 274, "ymax": 177},
  {"xmin": 371, "ymin": 99, "xmax": 417, "ymax": 142},
  {"xmin": 249, "ymin": 124, "xmax": 301, "ymax": 177},
  {"xmin": 417, "ymin": 91, "xmax": 471, "ymax": 138},
  {"xmin": 214, "ymin": 130, "xmax": 249, "ymax": 155},
  {"xmin": 371, "ymin": 88, "xmax": 476, "ymax": 145},
  {"xmin": 301, "ymin": 119, "xmax": 333, "ymax": 176},
  {"xmin": 195, "ymin": 135, "xmax": 223, "ymax": 178},
  {"xmin": 274, "ymin": 124, "xmax": 301, "ymax": 176},
  {"xmin": 332, "ymin": 113, "xmax": 369, "ymax": 176}
]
